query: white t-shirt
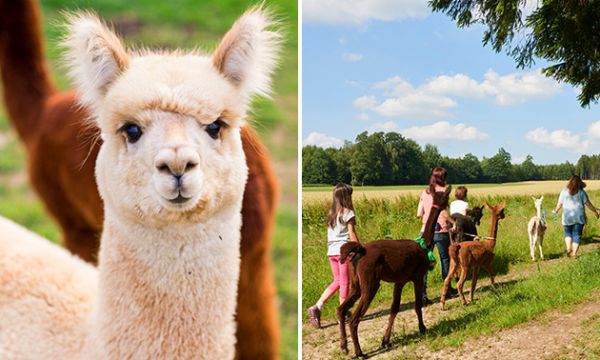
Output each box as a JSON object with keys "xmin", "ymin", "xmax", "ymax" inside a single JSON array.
[
  {"xmin": 327, "ymin": 209, "xmax": 355, "ymax": 256},
  {"xmin": 450, "ymin": 200, "xmax": 468, "ymax": 216}
]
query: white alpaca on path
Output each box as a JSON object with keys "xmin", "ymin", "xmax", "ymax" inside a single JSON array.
[
  {"xmin": 527, "ymin": 196, "xmax": 547, "ymax": 261},
  {"xmin": 0, "ymin": 8, "xmax": 279, "ymax": 360}
]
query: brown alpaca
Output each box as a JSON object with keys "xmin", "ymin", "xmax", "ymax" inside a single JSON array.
[
  {"xmin": 440, "ymin": 201, "xmax": 506, "ymax": 310},
  {"xmin": 0, "ymin": 1, "xmax": 279, "ymax": 358},
  {"xmin": 336, "ymin": 186, "xmax": 452, "ymax": 358}
]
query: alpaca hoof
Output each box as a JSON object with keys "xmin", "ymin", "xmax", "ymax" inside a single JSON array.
[
  {"xmin": 440, "ymin": 303, "xmax": 446, "ymax": 311},
  {"xmin": 341, "ymin": 347, "xmax": 348, "ymax": 355},
  {"xmin": 381, "ymin": 337, "xmax": 391, "ymax": 348},
  {"xmin": 419, "ymin": 325, "xmax": 427, "ymax": 334}
]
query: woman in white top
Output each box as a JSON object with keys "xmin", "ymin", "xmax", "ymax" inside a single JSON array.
[{"xmin": 307, "ymin": 183, "xmax": 360, "ymax": 328}]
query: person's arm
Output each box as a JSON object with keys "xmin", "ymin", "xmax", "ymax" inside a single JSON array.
[
  {"xmin": 347, "ymin": 218, "xmax": 360, "ymax": 243},
  {"xmin": 553, "ymin": 190, "xmax": 564, "ymax": 214},
  {"xmin": 417, "ymin": 196, "xmax": 424, "ymax": 218},
  {"xmin": 585, "ymin": 200, "xmax": 600, "ymax": 219}
]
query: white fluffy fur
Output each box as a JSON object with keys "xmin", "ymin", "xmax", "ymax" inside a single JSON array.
[
  {"xmin": 0, "ymin": 8, "xmax": 280, "ymax": 360},
  {"xmin": 527, "ymin": 196, "xmax": 546, "ymax": 261}
]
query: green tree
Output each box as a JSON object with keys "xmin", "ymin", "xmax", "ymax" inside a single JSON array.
[
  {"xmin": 481, "ymin": 148, "xmax": 512, "ymax": 183},
  {"xmin": 350, "ymin": 132, "xmax": 389, "ymax": 185},
  {"xmin": 422, "ymin": 144, "xmax": 443, "ymax": 172},
  {"xmin": 430, "ymin": 0, "xmax": 600, "ymax": 106},
  {"xmin": 302, "ymin": 146, "xmax": 336, "ymax": 185}
]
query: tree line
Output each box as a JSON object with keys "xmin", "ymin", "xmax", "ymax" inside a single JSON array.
[{"xmin": 302, "ymin": 131, "xmax": 599, "ymax": 186}]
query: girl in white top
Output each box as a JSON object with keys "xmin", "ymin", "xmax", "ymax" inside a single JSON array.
[{"xmin": 307, "ymin": 183, "xmax": 360, "ymax": 329}]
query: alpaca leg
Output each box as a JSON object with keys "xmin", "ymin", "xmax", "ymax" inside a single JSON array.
[
  {"xmin": 529, "ymin": 232, "xmax": 536, "ymax": 261},
  {"xmin": 457, "ymin": 264, "xmax": 469, "ymax": 305},
  {"xmin": 413, "ymin": 277, "xmax": 427, "ymax": 334},
  {"xmin": 485, "ymin": 262, "xmax": 496, "ymax": 287},
  {"xmin": 382, "ymin": 282, "xmax": 404, "ymax": 347},
  {"xmin": 338, "ymin": 284, "xmax": 361, "ymax": 355},
  {"xmin": 440, "ymin": 260, "xmax": 457, "ymax": 311},
  {"xmin": 469, "ymin": 266, "xmax": 480, "ymax": 303},
  {"xmin": 538, "ymin": 236, "xmax": 544, "ymax": 260},
  {"xmin": 349, "ymin": 282, "xmax": 379, "ymax": 358}
]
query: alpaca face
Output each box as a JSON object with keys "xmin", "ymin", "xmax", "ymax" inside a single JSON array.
[
  {"xmin": 63, "ymin": 9, "xmax": 280, "ymax": 224},
  {"xmin": 532, "ymin": 196, "xmax": 543, "ymax": 211}
]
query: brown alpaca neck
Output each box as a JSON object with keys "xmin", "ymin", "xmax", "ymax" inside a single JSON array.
[
  {"xmin": 423, "ymin": 205, "xmax": 442, "ymax": 247},
  {"xmin": 488, "ymin": 212, "xmax": 500, "ymax": 248}
]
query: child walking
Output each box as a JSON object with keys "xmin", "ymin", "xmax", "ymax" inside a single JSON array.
[{"xmin": 307, "ymin": 183, "xmax": 360, "ymax": 329}]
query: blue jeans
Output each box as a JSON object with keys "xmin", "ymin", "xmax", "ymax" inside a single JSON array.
[
  {"xmin": 422, "ymin": 232, "xmax": 451, "ymax": 298},
  {"xmin": 564, "ymin": 223, "xmax": 584, "ymax": 244}
]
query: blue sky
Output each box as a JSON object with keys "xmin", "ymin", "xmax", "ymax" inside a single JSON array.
[{"xmin": 302, "ymin": 0, "xmax": 600, "ymax": 165}]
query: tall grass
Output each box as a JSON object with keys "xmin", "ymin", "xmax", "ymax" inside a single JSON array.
[{"xmin": 303, "ymin": 190, "xmax": 600, "ymax": 319}]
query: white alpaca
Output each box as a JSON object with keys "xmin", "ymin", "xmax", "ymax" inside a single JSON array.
[
  {"xmin": 527, "ymin": 196, "xmax": 547, "ymax": 261},
  {"xmin": 0, "ymin": 8, "xmax": 279, "ymax": 360}
]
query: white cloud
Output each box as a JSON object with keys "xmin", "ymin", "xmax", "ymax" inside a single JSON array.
[
  {"xmin": 526, "ymin": 127, "xmax": 589, "ymax": 150},
  {"xmin": 354, "ymin": 69, "xmax": 562, "ymax": 120},
  {"xmin": 367, "ymin": 121, "xmax": 487, "ymax": 141},
  {"xmin": 368, "ymin": 121, "xmax": 401, "ymax": 132},
  {"xmin": 512, "ymin": 156, "xmax": 527, "ymax": 165},
  {"xmin": 342, "ymin": 52, "xmax": 363, "ymax": 62},
  {"xmin": 303, "ymin": 0, "xmax": 430, "ymax": 26},
  {"xmin": 303, "ymin": 132, "xmax": 344, "ymax": 148},
  {"xmin": 589, "ymin": 121, "xmax": 600, "ymax": 139},
  {"xmin": 353, "ymin": 95, "xmax": 378, "ymax": 109},
  {"xmin": 399, "ymin": 121, "xmax": 488, "ymax": 141},
  {"xmin": 355, "ymin": 112, "xmax": 370, "ymax": 121}
]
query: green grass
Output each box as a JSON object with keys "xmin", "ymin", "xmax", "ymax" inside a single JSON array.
[
  {"xmin": 421, "ymin": 250, "xmax": 600, "ymax": 349},
  {"xmin": 302, "ymin": 190, "xmax": 600, "ymax": 322},
  {"xmin": 0, "ymin": 0, "xmax": 297, "ymax": 358}
]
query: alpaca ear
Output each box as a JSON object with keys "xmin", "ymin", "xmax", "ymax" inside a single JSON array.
[
  {"xmin": 531, "ymin": 196, "xmax": 536, "ymax": 201},
  {"xmin": 444, "ymin": 185, "xmax": 452, "ymax": 197},
  {"xmin": 540, "ymin": 195, "xmax": 544, "ymax": 201},
  {"xmin": 63, "ymin": 13, "xmax": 129, "ymax": 109},
  {"xmin": 484, "ymin": 203, "xmax": 491, "ymax": 210},
  {"xmin": 499, "ymin": 199, "xmax": 506, "ymax": 209},
  {"xmin": 212, "ymin": 7, "xmax": 281, "ymax": 99}
]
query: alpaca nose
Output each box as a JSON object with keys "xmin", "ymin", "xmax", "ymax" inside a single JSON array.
[{"xmin": 154, "ymin": 146, "xmax": 200, "ymax": 178}]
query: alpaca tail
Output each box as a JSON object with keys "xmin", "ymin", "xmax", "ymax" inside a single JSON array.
[
  {"xmin": 0, "ymin": 0, "xmax": 56, "ymax": 142},
  {"xmin": 449, "ymin": 243, "xmax": 460, "ymax": 262},
  {"xmin": 340, "ymin": 242, "xmax": 366, "ymax": 266}
]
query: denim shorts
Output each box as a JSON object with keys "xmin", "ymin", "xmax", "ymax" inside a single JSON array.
[{"xmin": 564, "ymin": 223, "xmax": 584, "ymax": 244}]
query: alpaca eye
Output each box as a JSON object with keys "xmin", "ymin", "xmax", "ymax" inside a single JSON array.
[
  {"xmin": 122, "ymin": 123, "xmax": 143, "ymax": 143},
  {"xmin": 206, "ymin": 119, "xmax": 225, "ymax": 140}
]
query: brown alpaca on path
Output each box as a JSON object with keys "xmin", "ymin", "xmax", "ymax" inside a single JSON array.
[
  {"xmin": 0, "ymin": 1, "xmax": 279, "ymax": 358},
  {"xmin": 337, "ymin": 186, "xmax": 452, "ymax": 358},
  {"xmin": 440, "ymin": 201, "xmax": 506, "ymax": 311}
]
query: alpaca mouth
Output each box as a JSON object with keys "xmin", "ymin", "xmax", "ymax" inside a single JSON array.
[{"xmin": 169, "ymin": 194, "xmax": 192, "ymax": 204}]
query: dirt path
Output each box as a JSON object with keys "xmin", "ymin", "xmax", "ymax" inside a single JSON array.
[{"xmin": 302, "ymin": 244, "xmax": 600, "ymax": 359}]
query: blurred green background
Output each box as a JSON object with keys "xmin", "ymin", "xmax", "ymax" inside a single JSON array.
[{"xmin": 0, "ymin": 0, "xmax": 297, "ymax": 358}]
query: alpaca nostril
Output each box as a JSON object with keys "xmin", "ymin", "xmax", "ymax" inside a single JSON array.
[
  {"xmin": 185, "ymin": 162, "xmax": 197, "ymax": 171},
  {"xmin": 174, "ymin": 174, "xmax": 183, "ymax": 187},
  {"xmin": 157, "ymin": 163, "xmax": 171, "ymax": 174}
]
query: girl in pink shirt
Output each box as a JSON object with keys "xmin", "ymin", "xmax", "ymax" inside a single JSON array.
[{"xmin": 417, "ymin": 167, "xmax": 456, "ymax": 304}]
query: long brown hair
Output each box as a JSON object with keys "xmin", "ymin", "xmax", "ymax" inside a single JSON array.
[
  {"xmin": 427, "ymin": 167, "xmax": 447, "ymax": 194},
  {"xmin": 567, "ymin": 175, "xmax": 586, "ymax": 195},
  {"xmin": 327, "ymin": 183, "xmax": 354, "ymax": 228}
]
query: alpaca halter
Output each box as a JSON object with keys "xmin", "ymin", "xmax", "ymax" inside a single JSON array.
[
  {"xmin": 463, "ymin": 233, "xmax": 495, "ymax": 240},
  {"xmin": 414, "ymin": 237, "xmax": 436, "ymax": 271}
]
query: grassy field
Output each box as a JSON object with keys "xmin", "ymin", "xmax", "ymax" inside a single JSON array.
[
  {"xmin": 303, "ymin": 185, "xmax": 600, "ymax": 355},
  {"xmin": 302, "ymin": 180, "xmax": 600, "ymax": 203},
  {"xmin": 0, "ymin": 1, "xmax": 297, "ymax": 358}
]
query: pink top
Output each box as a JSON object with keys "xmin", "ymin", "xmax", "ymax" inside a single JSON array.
[{"xmin": 417, "ymin": 185, "xmax": 449, "ymax": 233}]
